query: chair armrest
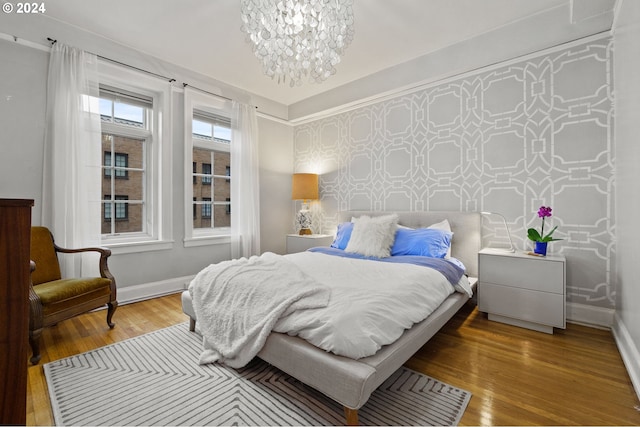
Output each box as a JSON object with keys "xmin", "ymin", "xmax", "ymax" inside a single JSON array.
[
  {"xmin": 54, "ymin": 244, "xmax": 111, "ymax": 257},
  {"xmin": 53, "ymin": 244, "xmax": 115, "ymax": 284}
]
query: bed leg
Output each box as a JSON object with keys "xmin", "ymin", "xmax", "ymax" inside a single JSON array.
[
  {"xmin": 344, "ymin": 407, "xmax": 359, "ymax": 426},
  {"xmin": 189, "ymin": 317, "xmax": 196, "ymax": 332}
]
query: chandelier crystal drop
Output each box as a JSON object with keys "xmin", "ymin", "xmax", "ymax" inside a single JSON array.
[{"xmin": 240, "ymin": 0, "xmax": 355, "ymax": 87}]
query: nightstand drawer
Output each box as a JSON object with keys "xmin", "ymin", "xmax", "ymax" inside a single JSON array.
[
  {"xmin": 479, "ymin": 254, "xmax": 564, "ymax": 294},
  {"xmin": 479, "ymin": 282, "xmax": 565, "ymax": 328}
]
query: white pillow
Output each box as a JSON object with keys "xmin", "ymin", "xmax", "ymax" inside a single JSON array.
[
  {"xmin": 428, "ymin": 219, "xmax": 453, "ymax": 258},
  {"xmin": 345, "ymin": 214, "xmax": 398, "ymax": 258}
]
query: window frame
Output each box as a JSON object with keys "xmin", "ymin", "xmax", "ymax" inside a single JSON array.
[
  {"xmin": 97, "ymin": 60, "xmax": 173, "ymax": 254},
  {"xmin": 184, "ymin": 89, "xmax": 232, "ymax": 247}
]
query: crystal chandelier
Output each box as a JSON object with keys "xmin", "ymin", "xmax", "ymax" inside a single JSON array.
[{"xmin": 240, "ymin": 0, "xmax": 355, "ymax": 87}]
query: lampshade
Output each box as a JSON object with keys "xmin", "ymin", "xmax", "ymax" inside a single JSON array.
[{"xmin": 292, "ymin": 173, "xmax": 318, "ymax": 201}]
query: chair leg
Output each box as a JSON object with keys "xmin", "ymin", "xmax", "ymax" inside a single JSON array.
[
  {"xmin": 29, "ymin": 328, "xmax": 42, "ymax": 365},
  {"xmin": 189, "ymin": 317, "xmax": 196, "ymax": 332},
  {"xmin": 106, "ymin": 301, "xmax": 118, "ymax": 329}
]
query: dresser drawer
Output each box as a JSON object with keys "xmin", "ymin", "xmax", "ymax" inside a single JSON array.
[
  {"xmin": 478, "ymin": 282, "xmax": 565, "ymax": 328},
  {"xmin": 479, "ymin": 253, "xmax": 564, "ymax": 294}
]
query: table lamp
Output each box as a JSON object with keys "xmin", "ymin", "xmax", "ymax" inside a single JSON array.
[
  {"xmin": 292, "ymin": 173, "xmax": 318, "ymax": 235},
  {"xmin": 481, "ymin": 211, "xmax": 516, "ymax": 252}
]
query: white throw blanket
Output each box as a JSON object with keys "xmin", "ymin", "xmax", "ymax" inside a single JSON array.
[{"xmin": 188, "ymin": 252, "xmax": 330, "ymax": 368}]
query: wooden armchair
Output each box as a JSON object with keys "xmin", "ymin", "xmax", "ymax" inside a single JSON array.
[{"xmin": 28, "ymin": 226, "xmax": 117, "ymax": 364}]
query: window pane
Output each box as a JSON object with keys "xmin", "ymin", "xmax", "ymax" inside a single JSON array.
[
  {"xmin": 214, "ymin": 177, "xmax": 230, "ymax": 202},
  {"xmin": 214, "ymin": 125, "xmax": 231, "ymax": 142},
  {"xmin": 202, "ymin": 163, "xmax": 212, "ymax": 184},
  {"xmin": 115, "ymin": 202, "xmax": 142, "ymax": 233},
  {"xmin": 114, "ymin": 102, "xmax": 144, "ymax": 126},
  {"xmin": 214, "ymin": 152, "xmax": 230, "ymax": 175},
  {"xmin": 99, "ymin": 99, "xmax": 113, "ymax": 121},
  {"xmin": 193, "ymin": 148, "xmax": 212, "ymax": 198},
  {"xmin": 195, "ymin": 181, "xmax": 212, "ymax": 199},
  {"xmin": 102, "ymin": 195, "xmax": 141, "ymax": 234},
  {"xmin": 193, "ymin": 119, "xmax": 212, "ymax": 139},
  {"xmin": 103, "ymin": 200, "xmax": 112, "ymax": 221},
  {"xmin": 193, "ymin": 198, "xmax": 212, "ymax": 229},
  {"xmin": 214, "ymin": 205, "xmax": 231, "ymax": 227}
]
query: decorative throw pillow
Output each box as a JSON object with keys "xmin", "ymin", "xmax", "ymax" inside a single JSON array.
[
  {"xmin": 390, "ymin": 227, "xmax": 453, "ymax": 258},
  {"xmin": 427, "ymin": 219, "xmax": 453, "ymax": 258},
  {"xmin": 345, "ymin": 214, "xmax": 398, "ymax": 258},
  {"xmin": 330, "ymin": 222, "xmax": 354, "ymax": 250}
]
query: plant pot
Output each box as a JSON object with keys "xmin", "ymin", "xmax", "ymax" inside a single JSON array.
[{"xmin": 534, "ymin": 241, "xmax": 548, "ymax": 256}]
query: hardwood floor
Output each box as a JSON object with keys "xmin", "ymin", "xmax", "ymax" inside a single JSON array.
[{"xmin": 27, "ymin": 293, "xmax": 639, "ymax": 426}]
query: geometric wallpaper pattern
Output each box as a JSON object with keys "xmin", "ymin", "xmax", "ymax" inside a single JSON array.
[{"xmin": 294, "ymin": 36, "xmax": 615, "ymax": 309}]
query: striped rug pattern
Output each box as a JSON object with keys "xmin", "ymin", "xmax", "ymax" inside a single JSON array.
[{"xmin": 44, "ymin": 324, "xmax": 471, "ymax": 426}]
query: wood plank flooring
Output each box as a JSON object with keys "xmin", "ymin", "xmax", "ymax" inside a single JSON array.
[{"xmin": 26, "ymin": 293, "xmax": 640, "ymax": 426}]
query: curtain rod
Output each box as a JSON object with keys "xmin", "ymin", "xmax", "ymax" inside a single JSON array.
[
  {"xmin": 47, "ymin": 37, "xmax": 234, "ymax": 104},
  {"xmin": 181, "ymin": 82, "xmax": 233, "ymax": 103},
  {"xmin": 47, "ymin": 37, "xmax": 176, "ymax": 83},
  {"xmin": 46, "ymin": 37, "xmax": 288, "ymax": 123}
]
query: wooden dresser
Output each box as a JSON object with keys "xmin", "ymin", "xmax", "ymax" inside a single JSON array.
[{"xmin": 0, "ymin": 198, "xmax": 33, "ymax": 425}]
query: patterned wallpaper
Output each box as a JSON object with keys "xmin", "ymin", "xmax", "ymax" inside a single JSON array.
[{"xmin": 293, "ymin": 36, "xmax": 615, "ymax": 310}]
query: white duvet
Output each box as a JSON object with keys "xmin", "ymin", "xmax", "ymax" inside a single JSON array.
[{"xmin": 274, "ymin": 251, "xmax": 465, "ymax": 359}]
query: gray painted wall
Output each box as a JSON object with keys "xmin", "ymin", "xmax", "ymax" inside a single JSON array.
[{"xmin": 294, "ymin": 36, "xmax": 616, "ymax": 311}]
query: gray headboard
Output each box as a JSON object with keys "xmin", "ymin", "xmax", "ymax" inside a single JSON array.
[{"xmin": 337, "ymin": 211, "xmax": 482, "ymax": 278}]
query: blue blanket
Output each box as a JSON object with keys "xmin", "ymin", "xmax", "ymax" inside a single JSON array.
[{"xmin": 307, "ymin": 247, "xmax": 465, "ymax": 287}]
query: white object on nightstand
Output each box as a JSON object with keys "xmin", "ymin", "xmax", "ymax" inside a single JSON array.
[
  {"xmin": 286, "ymin": 234, "xmax": 334, "ymax": 254},
  {"xmin": 478, "ymin": 247, "xmax": 566, "ymax": 334}
]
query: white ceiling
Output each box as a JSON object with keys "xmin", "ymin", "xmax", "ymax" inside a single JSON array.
[{"xmin": 42, "ymin": 0, "xmax": 573, "ymax": 106}]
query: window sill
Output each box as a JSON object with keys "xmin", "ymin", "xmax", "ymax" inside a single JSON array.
[
  {"xmin": 104, "ymin": 239, "xmax": 174, "ymax": 255},
  {"xmin": 184, "ymin": 234, "xmax": 230, "ymax": 248}
]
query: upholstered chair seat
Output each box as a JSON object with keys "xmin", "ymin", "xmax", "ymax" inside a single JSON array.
[{"xmin": 29, "ymin": 226, "xmax": 117, "ymax": 364}]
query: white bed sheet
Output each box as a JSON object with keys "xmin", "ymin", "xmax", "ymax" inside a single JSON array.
[{"xmin": 274, "ymin": 251, "xmax": 467, "ymax": 359}]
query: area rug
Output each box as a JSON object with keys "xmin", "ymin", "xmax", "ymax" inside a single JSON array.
[{"xmin": 44, "ymin": 323, "xmax": 471, "ymax": 426}]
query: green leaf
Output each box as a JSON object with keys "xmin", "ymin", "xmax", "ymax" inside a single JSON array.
[
  {"xmin": 541, "ymin": 225, "xmax": 562, "ymax": 242},
  {"xmin": 527, "ymin": 228, "xmax": 541, "ymax": 242}
]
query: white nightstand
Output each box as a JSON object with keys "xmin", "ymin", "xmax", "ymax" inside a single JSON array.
[
  {"xmin": 286, "ymin": 234, "xmax": 334, "ymax": 254},
  {"xmin": 477, "ymin": 248, "xmax": 566, "ymax": 334}
]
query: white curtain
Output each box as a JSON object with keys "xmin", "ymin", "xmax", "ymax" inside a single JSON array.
[
  {"xmin": 42, "ymin": 43, "xmax": 102, "ymax": 277},
  {"xmin": 230, "ymin": 101, "xmax": 261, "ymax": 259}
]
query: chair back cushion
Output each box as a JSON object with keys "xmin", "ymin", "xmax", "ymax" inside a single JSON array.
[{"xmin": 31, "ymin": 226, "xmax": 62, "ymax": 285}]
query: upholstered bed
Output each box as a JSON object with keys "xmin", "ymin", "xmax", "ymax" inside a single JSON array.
[{"xmin": 181, "ymin": 211, "xmax": 480, "ymax": 425}]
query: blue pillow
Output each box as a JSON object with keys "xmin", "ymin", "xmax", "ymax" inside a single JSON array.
[
  {"xmin": 331, "ymin": 222, "xmax": 354, "ymax": 250},
  {"xmin": 390, "ymin": 227, "xmax": 453, "ymax": 258}
]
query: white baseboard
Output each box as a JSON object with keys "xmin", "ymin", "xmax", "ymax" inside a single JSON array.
[
  {"xmin": 612, "ymin": 313, "xmax": 640, "ymax": 401},
  {"xmin": 117, "ymin": 275, "xmax": 195, "ymax": 305},
  {"xmin": 566, "ymin": 302, "xmax": 615, "ymax": 328}
]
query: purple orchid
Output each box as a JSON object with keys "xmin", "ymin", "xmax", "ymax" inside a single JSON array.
[{"xmin": 528, "ymin": 205, "xmax": 562, "ymax": 242}]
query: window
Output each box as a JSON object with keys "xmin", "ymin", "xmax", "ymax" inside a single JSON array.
[
  {"xmin": 184, "ymin": 90, "xmax": 232, "ymax": 246},
  {"xmin": 97, "ymin": 61, "xmax": 173, "ymax": 253},
  {"xmin": 192, "ymin": 148, "xmax": 230, "ymax": 228},
  {"xmin": 104, "ymin": 152, "xmax": 129, "ymax": 178},
  {"xmin": 202, "ymin": 163, "xmax": 212, "ymax": 185},
  {"xmin": 104, "ymin": 195, "xmax": 129, "ymax": 221},
  {"xmin": 201, "ymin": 197, "xmax": 212, "ymax": 219},
  {"xmin": 100, "ymin": 88, "xmax": 148, "ymax": 236}
]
